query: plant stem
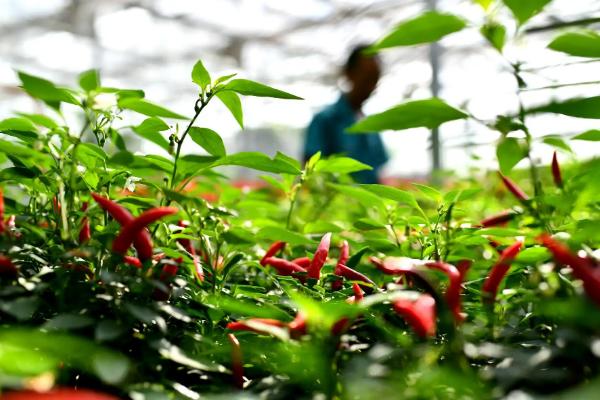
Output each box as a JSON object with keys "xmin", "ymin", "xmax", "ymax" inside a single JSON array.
[{"xmin": 170, "ymin": 97, "xmax": 208, "ymax": 190}]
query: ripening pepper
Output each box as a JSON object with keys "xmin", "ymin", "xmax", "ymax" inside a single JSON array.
[
  {"xmin": 393, "ymin": 294, "xmax": 437, "ymax": 338},
  {"xmin": 0, "ymin": 254, "xmax": 17, "ymax": 277},
  {"xmin": 307, "ymin": 232, "xmax": 331, "ymax": 280},
  {"xmin": 481, "ymin": 241, "xmax": 523, "ymax": 303},
  {"xmin": 177, "ymin": 220, "xmax": 203, "ymax": 282},
  {"xmin": 92, "ymin": 193, "xmax": 154, "ymax": 261},
  {"xmin": 335, "ymin": 263, "xmax": 375, "ymax": 286},
  {"xmin": 227, "ymin": 333, "xmax": 244, "ymax": 389},
  {"xmin": 111, "ymin": 206, "xmax": 178, "ymax": 260},
  {"xmin": 338, "ymin": 240, "xmax": 350, "ymax": 266},
  {"xmin": 123, "ymin": 256, "xmax": 142, "ymax": 268},
  {"xmin": 499, "ymin": 173, "xmax": 529, "ymax": 202},
  {"xmin": 424, "ymin": 261, "xmax": 464, "ymax": 322},
  {"xmin": 539, "ymin": 234, "xmax": 600, "ymax": 306},
  {"xmin": 79, "ymin": 202, "xmax": 91, "ymax": 244},
  {"xmin": 479, "ymin": 210, "xmax": 516, "ymax": 228},
  {"xmin": 551, "ymin": 151, "xmax": 563, "ymax": 188},
  {"xmin": 227, "ymin": 318, "xmax": 287, "ymax": 334},
  {"xmin": 262, "ymin": 257, "xmax": 307, "ymax": 277},
  {"xmin": 260, "ymin": 241, "xmax": 286, "ymax": 266},
  {"xmin": 291, "ymin": 256, "xmax": 311, "ymax": 269}
]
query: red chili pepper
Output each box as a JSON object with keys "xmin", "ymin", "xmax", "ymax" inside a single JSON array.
[
  {"xmin": 227, "ymin": 318, "xmax": 287, "ymax": 334},
  {"xmin": 291, "ymin": 256, "xmax": 311, "ymax": 269},
  {"xmin": 159, "ymin": 263, "xmax": 179, "ymax": 281},
  {"xmin": 0, "ymin": 188, "xmax": 5, "ymax": 234},
  {"xmin": 499, "ymin": 173, "xmax": 529, "ymax": 202},
  {"xmin": 177, "ymin": 220, "xmax": 203, "ymax": 282},
  {"xmin": 551, "ymin": 151, "xmax": 563, "ymax": 188},
  {"xmin": 480, "ymin": 210, "xmax": 516, "ymax": 228},
  {"xmin": 0, "ymin": 388, "xmax": 119, "ymax": 400},
  {"xmin": 0, "ymin": 254, "xmax": 17, "ymax": 277},
  {"xmin": 369, "ymin": 256, "xmax": 415, "ymax": 275},
  {"xmin": 52, "ymin": 196, "xmax": 61, "ymax": 214},
  {"xmin": 307, "ymin": 233, "xmax": 331, "ymax": 280},
  {"xmin": 338, "ymin": 240, "xmax": 350, "ymax": 266},
  {"xmin": 260, "ymin": 241, "xmax": 286, "ymax": 266},
  {"xmin": 112, "ymin": 207, "xmax": 178, "ymax": 260},
  {"xmin": 288, "ymin": 312, "xmax": 307, "ymax": 338},
  {"xmin": 457, "ymin": 259, "xmax": 472, "ymax": 282},
  {"xmin": 393, "ymin": 294, "xmax": 436, "ymax": 338},
  {"xmin": 424, "ymin": 261, "xmax": 464, "ymax": 322},
  {"xmin": 351, "ymin": 282, "xmax": 364, "ymax": 302},
  {"xmin": 227, "ymin": 333, "xmax": 244, "ymax": 389},
  {"xmin": 262, "ymin": 257, "xmax": 307, "ymax": 276},
  {"xmin": 78, "ymin": 202, "xmax": 91, "ymax": 244},
  {"xmin": 481, "ymin": 241, "xmax": 523, "ymax": 303},
  {"xmin": 539, "ymin": 234, "xmax": 600, "ymax": 306},
  {"xmin": 92, "ymin": 193, "xmax": 154, "ymax": 262},
  {"xmin": 123, "ymin": 256, "xmax": 142, "ymax": 268},
  {"xmin": 335, "ymin": 263, "xmax": 375, "ymax": 286}
]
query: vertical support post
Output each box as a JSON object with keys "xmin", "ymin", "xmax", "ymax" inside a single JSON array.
[{"xmin": 426, "ymin": 0, "xmax": 442, "ymax": 175}]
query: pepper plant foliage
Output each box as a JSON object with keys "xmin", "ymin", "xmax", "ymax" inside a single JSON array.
[{"xmin": 1, "ymin": 1, "xmax": 600, "ymax": 399}]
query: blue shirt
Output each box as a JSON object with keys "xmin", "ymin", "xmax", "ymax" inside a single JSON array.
[{"xmin": 304, "ymin": 94, "xmax": 388, "ymax": 183}]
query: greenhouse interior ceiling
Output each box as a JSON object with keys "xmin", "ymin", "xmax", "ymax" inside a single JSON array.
[{"xmin": 1, "ymin": 0, "xmax": 599, "ymax": 177}]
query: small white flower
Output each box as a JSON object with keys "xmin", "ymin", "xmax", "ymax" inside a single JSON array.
[{"xmin": 92, "ymin": 93, "xmax": 118, "ymax": 110}]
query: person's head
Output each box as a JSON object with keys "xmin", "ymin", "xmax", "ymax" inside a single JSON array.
[{"xmin": 343, "ymin": 45, "xmax": 381, "ymax": 106}]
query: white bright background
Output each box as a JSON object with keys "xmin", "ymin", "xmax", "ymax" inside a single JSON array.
[{"xmin": 0, "ymin": 0, "xmax": 599, "ymax": 179}]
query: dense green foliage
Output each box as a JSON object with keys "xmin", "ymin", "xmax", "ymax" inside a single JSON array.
[{"xmin": 0, "ymin": 1, "xmax": 599, "ymax": 399}]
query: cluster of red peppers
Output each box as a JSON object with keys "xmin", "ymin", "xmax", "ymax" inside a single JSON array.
[{"xmin": 91, "ymin": 193, "xmax": 177, "ymax": 263}]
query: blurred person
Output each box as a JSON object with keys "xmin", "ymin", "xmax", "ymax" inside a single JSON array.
[{"xmin": 303, "ymin": 45, "xmax": 388, "ymax": 183}]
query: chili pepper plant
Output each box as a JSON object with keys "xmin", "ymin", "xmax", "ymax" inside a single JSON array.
[{"xmin": 1, "ymin": 1, "xmax": 600, "ymax": 399}]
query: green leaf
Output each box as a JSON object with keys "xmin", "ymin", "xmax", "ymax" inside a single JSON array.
[
  {"xmin": 303, "ymin": 221, "xmax": 344, "ymax": 234},
  {"xmin": 274, "ymin": 152, "xmax": 302, "ymax": 172},
  {"xmin": 370, "ymin": 11, "xmax": 466, "ymax": 50},
  {"xmin": 17, "ymin": 71, "xmax": 80, "ymax": 106},
  {"xmin": 503, "ymin": 0, "xmax": 552, "ymax": 25},
  {"xmin": 144, "ymin": 154, "xmax": 174, "ymax": 172},
  {"xmin": 443, "ymin": 188, "xmax": 481, "ymax": 203},
  {"xmin": 516, "ymin": 246, "xmax": 551, "ymax": 263},
  {"xmin": 0, "ymin": 117, "xmax": 38, "ymax": 133},
  {"xmin": 213, "ymin": 73, "xmax": 237, "ymax": 87},
  {"xmin": 480, "ymin": 21, "xmax": 506, "ymax": 52},
  {"xmin": 257, "ymin": 226, "xmax": 313, "ymax": 246},
  {"xmin": 223, "ymin": 79, "xmax": 302, "ymax": 100},
  {"xmin": 17, "ymin": 113, "xmax": 58, "ymax": 129},
  {"xmin": 132, "ymin": 117, "xmax": 170, "ymax": 151},
  {"xmin": 79, "ymin": 69, "xmax": 100, "ymax": 92},
  {"xmin": 216, "ymin": 91, "xmax": 244, "ymax": 128},
  {"xmin": 548, "ymin": 30, "xmax": 600, "ymax": 58},
  {"xmin": 214, "ymin": 152, "xmax": 301, "ymax": 175},
  {"xmin": 572, "ymin": 129, "xmax": 600, "ymax": 141},
  {"xmin": 360, "ymin": 184, "xmax": 419, "ymax": 209},
  {"xmin": 347, "ymin": 98, "xmax": 467, "ymax": 133},
  {"xmin": 188, "ymin": 127, "xmax": 226, "ymax": 157},
  {"xmin": 315, "ymin": 157, "xmax": 372, "ymax": 174},
  {"xmin": 328, "ymin": 183, "xmax": 385, "ymax": 210},
  {"xmin": 191, "ymin": 59, "xmax": 211, "ymax": 89},
  {"xmin": 497, "ymin": 137, "xmax": 525, "ymax": 173},
  {"xmin": 118, "ymin": 98, "xmax": 186, "ymax": 119},
  {"xmin": 542, "ymin": 136, "xmax": 572, "ymax": 152},
  {"xmin": 413, "ymin": 183, "xmax": 442, "ymax": 202},
  {"xmin": 354, "ymin": 218, "xmax": 387, "ymax": 230},
  {"xmin": 529, "ymin": 96, "xmax": 600, "ymax": 119}
]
